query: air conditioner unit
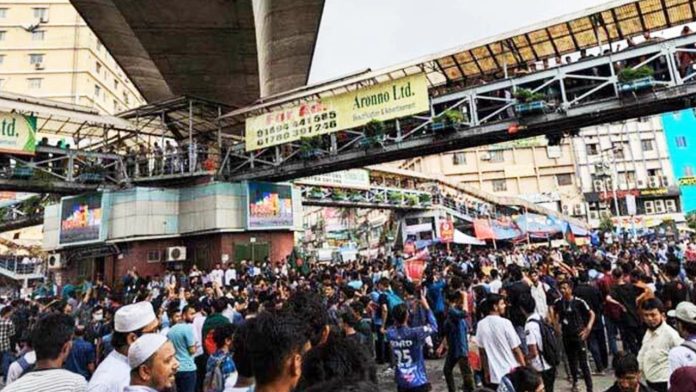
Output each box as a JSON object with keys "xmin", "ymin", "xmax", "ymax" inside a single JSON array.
[
  {"xmin": 605, "ymin": 178, "xmax": 614, "ymax": 190},
  {"xmin": 637, "ymin": 179, "xmax": 646, "ymax": 189},
  {"xmin": 648, "ymin": 176, "xmax": 659, "ymax": 188},
  {"xmin": 589, "ymin": 210, "xmax": 600, "ymax": 220},
  {"xmin": 40, "ymin": 16, "xmax": 49, "ymax": 23},
  {"xmin": 666, "ymin": 200, "xmax": 677, "ymax": 212},
  {"xmin": 593, "ymin": 180, "xmax": 605, "ymax": 192},
  {"xmin": 574, "ymin": 204, "xmax": 586, "ymax": 216},
  {"xmin": 655, "ymin": 200, "xmax": 666, "ymax": 214},
  {"xmin": 47, "ymin": 254, "xmax": 62, "ymax": 270},
  {"xmin": 34, "ymin": 62, "xmax": 44, "ymax": 70},
  {"xmin": 480, "ymin": 153, "xmax": 491, "ymax": 161},
  {"xmin": 644, "ymin": 201, "xmax": 655, "ymax": 214},
  {"xmin": 166, "ymin": 246, "xmax": 186, "ymax": 262},
  {"xmin": 562, "ymin": 205, "xmax": 570, "ymax": 215},
  {"xmin": 661, "ymin": 176, "xmax": 670, "ymax": 187}
]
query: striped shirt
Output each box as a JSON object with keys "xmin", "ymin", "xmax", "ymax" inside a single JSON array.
[{"xmin": 3, "ymin": 368, "xmax": 87, "ymax": 392}]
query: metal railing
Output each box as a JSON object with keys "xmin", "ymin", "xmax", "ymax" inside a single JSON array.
[{"xmin": 0, "ymin": 256, "xmax": 44, "ymax": 278}]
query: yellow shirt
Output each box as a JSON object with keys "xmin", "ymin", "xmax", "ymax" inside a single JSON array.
[{"xmin": 638, "ymin": 322, "xmax": 684, "ymax": 383}]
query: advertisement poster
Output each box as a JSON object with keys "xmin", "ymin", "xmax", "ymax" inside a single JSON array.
[
  {"xmin": 0, "ymin": 112, "xmax": 36, "ymax": 155},
  {"xmin": 245, "ymin": 73, "xmax": 429, "ymax": 151},
  {"xmin": 59, "ymin": 192, "xmax": 104, "ymax": 245},
  {"xmin": 439, "ymin": 219, "xmax": 454, "ymax": 243},
  {"xmin": 247, "ymin": 182, "xmax": 294, "ymax": 229}
]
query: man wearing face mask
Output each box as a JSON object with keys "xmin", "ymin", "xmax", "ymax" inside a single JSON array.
[
  {"xmin": 637, "ymin": 298, "xmax": 682, "ymax": 392},
  {"xmin": 126, "ymin": 334, "xmax": 180, "ymax": 392},
  {"xmin": 88, "ymin": 302, "xmax": 159, "ymax": 392}
]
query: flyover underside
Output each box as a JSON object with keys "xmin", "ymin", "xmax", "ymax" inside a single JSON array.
[
  {"xmin": 0, "ymin": 179, "xmax": 108, "ymax": 195},
  {"xmin": 223, "ymin": 82, "xmax": 696, "ymax": 182}
]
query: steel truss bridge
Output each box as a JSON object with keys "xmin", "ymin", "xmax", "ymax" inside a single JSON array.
[{"xmin": 219, "ymin": 33, "xmax": 696, "ymax": 181}]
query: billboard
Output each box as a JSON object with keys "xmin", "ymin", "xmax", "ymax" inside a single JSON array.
[
  {"xmin": 245, "ymin": 73, "xmax": 429, "ymax": 151},
  {"xmin": 247, "ymin": 182, "xmax": 294, "ymax": 230},
  {"xmin": 0, "ymin": 112, "xmax": 36, "ymax": 155},
  {"xmin": 59, "ymin": 192, "xmax": 104, "ymax": 245}
]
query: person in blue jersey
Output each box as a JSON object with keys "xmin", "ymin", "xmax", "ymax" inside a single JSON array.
[
  {"xmin": 386, "ymin": 287, "xmax": 438, "ymax": 392},
  {"xmin": 439, "ymin": 290, "xmax": 474, "ymax": 392}
]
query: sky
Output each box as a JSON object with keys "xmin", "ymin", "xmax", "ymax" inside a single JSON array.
[{"xmin": 309, "ymin": 0, "xmax": 614, "ymax": 83}]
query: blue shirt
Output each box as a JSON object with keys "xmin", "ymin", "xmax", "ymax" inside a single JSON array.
[
  {"xmin": 426, "ymin": 280, "xmax": 446, "ymax": 314},
  {"xmin": 370, "ymin": 290, "xmax": 384, "ymax": 326},
  {"xmin": 206, "ymin": 349, "xmax": 237, "ymax": 391},
  {"xmin": 65, "ymin": 337, "xmax": 95, "ymax": 380},
  {"xmin": 443, "ymin": 307, "xmax": 469, "ymax": 359},
  {"xmin": 386, "ymin": 309, "xmax": 438, "ymax": 389},
  {"xmin": 167, "ymin": 323, "xmax": 196, "ymax": 372}
]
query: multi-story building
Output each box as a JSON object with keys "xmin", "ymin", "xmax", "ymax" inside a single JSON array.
[
  {"xmin": 661, "ymin": 110, "xmax": 696, "ymax": 214},
  {"xmin": 0, "ymin": 0, "xmax": 145, "ymax": 114},
  {"xmin": 399, "ymin": 136, "xmax": 584, "ymax": 214},
  {"xmin": 572, "ymin": 117, "xmax": 683, "ymax": 228}
]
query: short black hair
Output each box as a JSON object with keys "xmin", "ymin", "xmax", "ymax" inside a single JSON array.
[
  {"xmin": 247, "ymin": 311, "xmax": 309, "ymax": 386},
  {"xmin": 0, "ymin": 306, "xmax": 12, "ymax": 317},
  {"xmin": 640, "ymin": 297, "xmax": 664, "ymax": 313},
  {"xmin": 483, "ymin": 293, "xmax": 504, "ymax": 315},
  {"xmin": 559, "ymin": 280, "xmax": 573, "ymax": 289},
  {"xmin": 296, "ymin": 334, "xmax": 377, "ymax": 390},
  {"xmin": 391, "ymin": 303, "xmax": 408, "ymax": 325},
  {"xmin": 490, "ymin": 269, "xmax": 499, "ymax": 279},
  {"xmin": 302, "ymin": 379, "xmax": 378, "ymax": 392},
  {"xmin": 665, "ymin": 261, "xmax": 681, "ymax": 278},
  {"xmin": 612, "ymin": 352, "xmax": 639, "ymax": 378},
  {"xmin": 31, "ymin": 313, "xmax": 75, "ymax": 361},
  {"xmin": 233, "ymin": 319, "xmax": 254, "ymax": 378},
  {"xmin": 213, "ymin": 323, "xmax": 236, "ymax": 350},
  {"xmin": 283, "ymin": 291, "xmax": 330, "ymax": 346},
  {"xmin": 507, "ymin": 366, "xmax": 541, "ymax": 392},
  {"xmin": 213, "ymin": 298, "xmax": 227, "ymax": 314}
]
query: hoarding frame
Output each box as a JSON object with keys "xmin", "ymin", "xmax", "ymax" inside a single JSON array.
[{"xmin": 245, "ymin": 181, "xmax": 295, "ymax": 231}]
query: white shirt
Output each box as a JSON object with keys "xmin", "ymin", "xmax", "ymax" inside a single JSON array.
[
  {"xmin": 4, "ymin": 368, "xmax": 86, "ymax": 392},
  {"xmin": 192, "ymin": 313, "xmax": 206, "ymax": 357},
  {"xmin": 530, "ymin": 282, "xmax": 549, "ymax": 319},
  {"xmin": 475, "ymin": 314, "xmax": 522, "ymax": 384},
  {"xmin": 638, "ymin": 322, "xmax": 683, "ymax": 383},
  {"xmin": 669, "ymin": 336, "xmax": 696, "ymax": 374},
  {"xmin": 6, "ymin": 350, "xmax": 36, "ymax": 385},
  {"xmin": 489, "ymin": 279, "xmax": 502, "ymax": 294},
  {"xmin": 88, "ymin": 350, "xmax": 130, "ymax": 392},
  {"xmin": 224, "ymin": 269, "xmax": 237, "ymax": 286},
  {"xmin": 524, "ymin": 314, "xmax": 551, "ymax": 372},
  {"xmin": 210, "ymin": 269, "xmax": 224, "ymax": 286}
]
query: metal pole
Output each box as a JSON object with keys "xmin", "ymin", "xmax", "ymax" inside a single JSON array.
[
  {"xmin": 188, "ymin": 99, "xmax": 193, "ymax": 173},
  {"xmin": 525, "ymin": 205, "xmax": 531, "ymax": 247}
]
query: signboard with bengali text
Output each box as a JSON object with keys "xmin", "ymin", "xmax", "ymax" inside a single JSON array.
[
  {"xmin": 298, "ymin": 169, "xmax": 371, "ymax": 189},
  {"xmin": 244, "ymin": 74, "xmax": 429, "ymax": 151},
  {"xmin": 0, "ymin": 112, "xmax": 36, "ymax": 155}
]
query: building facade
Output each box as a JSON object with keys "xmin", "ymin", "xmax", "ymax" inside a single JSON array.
[
  {"xmin": 399, "ymin": 136, "xmax": 584, "ymax": 214},
  {"xmin": 661, "ymin": 110, "xmax": 696, "ymax": 214},
  {"xmin": 0, "ymin": 0, "xmax": 145, "ymax": 113},
  {"xmin": 573, "ymin": 117, "xmax": 683, "ymax": 228}
]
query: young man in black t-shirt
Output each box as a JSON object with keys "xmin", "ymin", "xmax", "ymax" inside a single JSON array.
[
  {"xmin": 552, "ymin": 280, "xmax": 595, "ymax": 392},
  {"xmin": 660, "ymin": 261, "xmax": 687, "ymax": 311}
]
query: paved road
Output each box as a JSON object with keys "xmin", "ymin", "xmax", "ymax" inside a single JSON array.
[{"xmin": 378, "ymin": 358, "xmax": 616, "ymax": 391}]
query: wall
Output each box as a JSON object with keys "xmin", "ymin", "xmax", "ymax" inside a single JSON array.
[{"xmin": 661, "ymin": 110, "xmax": 696, "ymax": 213}]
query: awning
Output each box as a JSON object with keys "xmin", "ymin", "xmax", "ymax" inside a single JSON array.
[{"xmin": 454, "ymin": 229, "xmax": 486, "ymax": 245}]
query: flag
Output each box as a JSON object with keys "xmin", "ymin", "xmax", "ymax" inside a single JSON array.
[{"xmin": 564, "ymin": 222, "xmax": 576, "ymax": 248}]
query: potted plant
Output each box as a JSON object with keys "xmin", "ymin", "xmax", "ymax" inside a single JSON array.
[
  {"xmin": 307, "ymin": 187, "xmax": 324, "ymax": 199},
  {"xmin": 300, "ymin": 136, "xmax": 324, "ymax": 159},
  {"xmin": 360, "ymin": 119, "xmax": 386, "ymax": 148},
  {"xmin": 514, "ymin": 88, "xmax": 548, "ymax": 115},
  {"xmin": 373, "ymin": 192, "xmax": 387, "ymax": 204},
  {"xmin": 432, "ymin": 109, "xmax": 467, "ymax": 132},
  {"xmin": 618, "ymin": 65, "xmax": 655, "ymax": 93},
  {"xmin": 331, "ymin": 189, "xmax": 348, "ymax": 201},
  {"xmin": 387, "ymin": 190, "xmax": 403, "ymax": 204},
  {"xmin": 418, "ymin": 193, "xmax": 432, "ymax": 206},
  {"xmin": 404, "ymin": 193, "xmax": 419, "ymax": 206},
  {"xmin": 349, "ymin": 190, "xmax": 365, "ymax": 202}
]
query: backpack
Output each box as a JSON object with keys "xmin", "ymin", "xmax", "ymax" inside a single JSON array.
[
  {"xmin": 203, "ymin": 357, "xmax": 225, "ymax": 392},
  {"xmin": 16, "ymin": 353, "xmax": 35, "ymax": 379},
  {"xmin": 384, "ymin": 290, "xmax": 404, "ymax": 311},
  {"xmin": 529, "ymin": 318, "xmax": 561, "ymax": 367}
]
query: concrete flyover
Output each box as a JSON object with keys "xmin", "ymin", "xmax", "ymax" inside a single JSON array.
[{"xmin": 70, "ymin": 0, "xmax": 325, "ymax": 105}]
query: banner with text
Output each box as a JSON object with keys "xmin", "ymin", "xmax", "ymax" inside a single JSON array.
[
  {"xmin": 0, "ymin": 112, "xmax": 36, "ymax": 155},
  {"xmin": 245, "ymin": 73, "xmax": 429, "ymax": 151}
]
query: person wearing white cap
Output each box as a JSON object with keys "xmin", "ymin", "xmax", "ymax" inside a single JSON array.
[
  {"xmin": 125, "ymin": 334, "xmax": 179, "ymax": 392},
  {"xmin": 88, "ymin": 302, "xmax": 159, "ymax": 392},
  {"xmin": 669, "ymin": 301, "xmax": 696, "ymax": 374}
]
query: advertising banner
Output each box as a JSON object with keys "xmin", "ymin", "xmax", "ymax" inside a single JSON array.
[
  {"xmin": 59, "ymin": 192, "xmax": 104, "ymax": 246},
  {"xmin": 247, "ymin": 182, "xmax": 294, "ymax": 230},
  {"xmin": 439, "ymin": 219, "xmax": 454, "ymax": 243},
  {"xmin": 0, "ymin": 112, "xmax": 36, "ymax": 155},
  {"xmin": 298, "ymin": 169, "xmax": 371, "ymax": 189},
  {"xmin": 245, "ymin": 73, "xmax": 429, "ymax": 151}
]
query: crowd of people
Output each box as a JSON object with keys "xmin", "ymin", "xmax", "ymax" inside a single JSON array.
[{"xmin": 0, "ymin": 235, "xmax": 696, "ymax": 392}]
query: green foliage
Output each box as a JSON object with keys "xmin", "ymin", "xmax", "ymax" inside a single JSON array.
[
  {"xmin": 364, "ymin": 119, "xmax": 385, "ymax": 138},
  {"xmin": 418, "ymin": 193, "xmax": 432, "ymax": 205},
  {"xmin": 599, "ymin": 213, "xmax": 615, "ymax": 233},
  {"xmin": 332, "ymin": 189, "xmax": 347, "ymax": 200},
  {"xmin": 404, "ymin": 193, "xmax": 419, "ymax": 205},
  {"xmin": 388, "ymin": 190, "xmax": 403, "ymax": 203},
  {"xmin": 514, "ymin": 88, "xmax": 546, "ymax": 103},
  {"xmin": 437, "ymin": 109, "xmax": 466, "ymax": 124},
  {"xmin": 300, "ymin": 136, "xmax": 322, "ymax": 153},
  {"xmin": 618, "ymin": 66, "xmax": 654, "ymax": 83}
]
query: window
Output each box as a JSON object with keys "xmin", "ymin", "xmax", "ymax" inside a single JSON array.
[
  {"xmin": 32, "ymin": 7, "xmax": 48, "ymax": 20},
  {"xmin": 95, "ymin": 62, "xmax": 102, "ymax": 74},
  {"xmin": 586, "ymin": 143, "xmax": 599, "ymax": 156},
  {"xmin": 492, "ymin": 179, "xmax": 507, "ymax": 192},
  {"xmin": 123, "ymin": 92, "xmax": 129, "ymax": 105},
  {"xmin": 612, "ymin": 142, "xmax": 627, "ymax": 159},
  {"xmin": 147, "ymin": 250, "xmax": 161, "ymax": 263},
  {"xmin": 556, "ymin": 174, "xmax": 573, "ymax": 186},
  {"xmin": 489, "ymin": 150, "xmax": 504, "ymax": 163},
  {"xmin": 644, "ymin": 201, "xmax": 655, "ymax": 215},
  {"xmin": 452, "ymin": 152, "xmax": 466, "ymax": 165},
  {"xmin": 113, "ymin": 79, "xmax": 119, "ymax": 90},
  {"xmin": 0, "ymin": 9, "xmax": 7, "ymax": 18},
  {"xmin": 31, "ymin": 30, "xmax": 45, "ymax": 41},
  {"xmin": 27, "ymin": 78, "xmax": 42, "ymax": 89},
  {"xmin": 676, "ymin": 136, "xmax": 688, "ymax": 148},
  {"xmin": 29, "ymin": 53, "xmax": 44, "ymax": 65},
  {"xmin": 685, "ymin": 165, "xmax": 694, "ymax": 177},
  {"xmin": 0, "ymin": 31, "xmax": 6, "ymax": 41},
  {"xmin": 94, "ymin": 84, "xmax": 101, "ymax": 97},
  {"xmin": 621, "ymin": 171, "xmax": 636, "ymax": 185},
  {"xmin": 641, "ymin": 139, "xmax": 654, "ymax": 152}
]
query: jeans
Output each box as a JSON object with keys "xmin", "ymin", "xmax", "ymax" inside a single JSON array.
[
  {"xmin": 541, "ymin": 367, "xmax": 556, "ymax": 392},
  {"xmin": 604, "ymin": 317, "xmax": 619, "ymax": 356},
  {"xmin": 375, "ymin": 325, "xmax": 389, "ymax": 365},
  {"xmin": 618, "ymin": 323, "xmax": 641, "ymax": 355},
  {"xmin": 175, "ymin": 370, "xmax": 197, "ymax": 392},
  {"xmin": 587, "ymin": 318, "xmax": 608, "ymax": 371},
  {"xmin": 563, "ymin": 337, "xmax": 593, "ymax": 392},
  {"xmin": 1, "ymin": 351, "xmax": 14, "ymax": 382},
  {"xmin": 443, "ymin": 354, "xmax": 474, "ymax": 392},
  {"xmin": 194, "ymin": 354, "xmax": 207, "ymax": 392}
]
